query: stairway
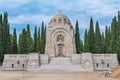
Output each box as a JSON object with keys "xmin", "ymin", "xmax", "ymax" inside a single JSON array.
[
  {"xmin": 38, "ymin": 57, "xmax": 88, "ymax": 72},
  {"xmin": 50, "ymin": 57, "xmax": 72, "ymax": 65}
]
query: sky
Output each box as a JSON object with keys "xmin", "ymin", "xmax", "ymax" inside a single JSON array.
[{"xmin": 0, "ymin": 0, "xmax": 120, "ymax": 40}]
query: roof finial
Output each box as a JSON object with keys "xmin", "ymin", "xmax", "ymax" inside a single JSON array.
[{"xmin": 58, "ymin": 9, "xmax": 62, "ymax": 14}]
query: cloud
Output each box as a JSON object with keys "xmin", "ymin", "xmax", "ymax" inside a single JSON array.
[
  {"xmin": 0, "ymin": 0, "xmax": 120, "ymax": 38},
  {"xmin": 9, "ymin": 14, "xmax": 53, "ymax": 26},
  {"xmin": 0, "ymin": 0, "xmax": 31, "ymax": 9}
]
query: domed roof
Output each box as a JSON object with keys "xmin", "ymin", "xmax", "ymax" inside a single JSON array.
[{"xmin": 49, "ymin": 13, "xmax": 72, "ymax": 26}]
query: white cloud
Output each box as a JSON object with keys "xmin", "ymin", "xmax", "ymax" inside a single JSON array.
[
  {"xmin": 9, "ymin": 14, "xmax": 53, "ymax": 25},
  {"xmin": 1, "ymin": 0, "xmax": 119, "ymax": 33},
  {"xmin": 0, "ymin": 0, "xmax": 31, "ymax": 9}
]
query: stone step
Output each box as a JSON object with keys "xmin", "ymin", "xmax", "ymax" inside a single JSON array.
[
  {"xmin": 39, "ymin": 64, "xmax": 94, "ymax": 72},
  {"xmin": 50, "ymin": 57, "xmax": 72, "ymax": 65}
]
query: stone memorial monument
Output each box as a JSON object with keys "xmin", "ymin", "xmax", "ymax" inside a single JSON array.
[{"xmin": 2, "ymin": 13, "xmax": 119, "ymax": 72}]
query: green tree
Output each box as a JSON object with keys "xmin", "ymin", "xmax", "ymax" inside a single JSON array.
[
  {"xmin": 10, "ymin": 34, "xmax": 13, "ymax": 54},
  {"xmin": 83, "ymin": 29, "xmax": 89, "ymax": 52},
  {"xmin": 110, "ymin": 17, "xmax": 117, "ymax": 53},
  {"xmin": 88, "ymin": 17, "xmax": 95, "ymax": 53},
  {"xmin": 105, "ymin": 26, "xmax": 110, "ymax": 53},
  {"xmin": 12, "ymin": 28, "xmax": 18, "ymax": 54},
  {"xmin": 0, "ymin": 14, "xmax": 3, "ymax": 61},
  {"xmin": 37, "ymin": 27, "xmax": 41, "ymax": 52},
  {"xmin": 75, "ymin": 20, "xmax": 82, "ymax": 53},
  {"xmin": 33, "ymin": 26, "xmax": 37, "ymax": 52},
  {"xmin": 94, "ymin": 21, "xmax": 102, "ymax": 53},
  {"xmin": 117, "ymin": 35, "xmax": 120, "ymax": 60},
  {"xmin": 118, "ymin": 11, "xmax": 120, "ymax": 35},
  {"xmin": 2, "ymin": 12, "xmax": 10, "ymax": 54},
  {"xmin": 117, "ymin": 11, "xmax": 120, "ymax": 60},
  {"xmin": 26, "ymin": 24, "xmax": 33, "ymax": 53},
  {"xmin": 41, "ymin": 21, "xmax": 45, "ymax": 53},
  {"xmin": 101, "ymin": 32, "xmax": 105, "ymax": 53},
  {"xmin": 18, "ymin": 34, "xmax": 22, "ymax": 53},
  {"xmin": 18, "ymin": 29, "xmax": 27, "ymax": 53}
]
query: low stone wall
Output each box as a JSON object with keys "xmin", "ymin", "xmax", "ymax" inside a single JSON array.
[
  {"xmin": 93, "ymin": 54, "xmax": 118, "ymax": 70},
  {"xmin": 1, "ymin": 53, "xmax": 119, "ymax": 72},
  {"xmin": 2, "ymin": 54, "xmax": 28, "ymax": 70}
]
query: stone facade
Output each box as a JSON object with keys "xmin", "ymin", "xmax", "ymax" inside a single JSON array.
[
  {"xmin": 45, "ymin": 13, "xmax": 76, "ymax": 57},
  {"xmin": 1, "ymin": 13, "xmax": 119, "ymax": 72},
  {"xmin": 2, "ymin": 53, "xmax": 118, "ymax": 72}
]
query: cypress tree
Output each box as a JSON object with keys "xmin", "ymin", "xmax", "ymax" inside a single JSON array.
[
  {"xmin": 12, "ymin": 28, "xmax": 18, "ymax": 54},
  {"xmin": 41, "ymin": 21, "xmax": 45, "ymax": 54},
  {"xmin": 105, "ymin": 26, "xmax": 110, "ymax": 53},
  {"xmin": 37, "ymin": 27, "xmax": 41, "ymax": 52},
  {"xmin": 2, "ymin": 12, "xmax": 10, "ymax": 54},
  {"xmin": 21, "ymin": 29, "xmax": 27, "ymax": 53},
  {"xmin": 101, "ymin": 32, "xmax": 105, "ymax": 53},
  {"xmin": 83, "ymin": 29, "xmax": 89, "ymax": 52},
  {"xmin": 18, "ymin": 34, "xmax": 22, "ymax": 53},
  {"xmin": 18, "ymin": 29, "xmax": 27, "ymax": 54},
  {"xmin": 117, "ymin": 35, "xmax": 120, "ymax": 60},
  {"xmin": 26, "ymin": 24, "xmax": 33, "ymax": 53},
  {"xmin": 94, "ymin": 21, "xmax": 102, "ymax": 53},
  {"xmin": 110, "ymin": 17, "xmax": 117, "ymax": 53},
  {"xmin": 118, "ymin": 11, "xmax": 120, "ymax": 35},
  {"xmin": 88, "ymin": 17, "xmax": 95, "ymax": 53},
  {"xmin": 75, "ymin": 20, "xmax": 82, "ymax": 53},
  {"xmin": 0, "ymin": 14, "xmax": 3, "ymax": 61},
  {"xmin": 33, "ymin": 26, "xmax": 37, "ymax": 52},
  {"xmin": 10, "ymin": 34, "xmax": 13, "ymax": 53},
  {"xmin": 108, "ymin": 27, "xmax": 111, "ymax": 52},
  {"xmin": 117, "ymin": 11, "xmax": 120, "ymax": 60}
]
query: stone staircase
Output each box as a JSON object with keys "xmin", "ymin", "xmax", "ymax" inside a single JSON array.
[
  {"xmin": 38, "ymin": 57, "xmax": 93, "ymax": 72},
  {"xmin": 50, "ymin": 57, "xmax": 72, "ymax": 65}
]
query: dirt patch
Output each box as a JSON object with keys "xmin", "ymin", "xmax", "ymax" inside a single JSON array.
[
  {"xmin": 110, "ymin": 66, "xmax": 120, "ymax": 79},
  {"xmin": 0, "ymin": 71, "xmax": 119, "ymax": 80}
]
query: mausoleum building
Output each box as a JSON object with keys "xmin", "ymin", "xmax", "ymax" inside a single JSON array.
[{"xmin": 2, "ymin": 13, "xmax": 118, "ymax": 72}]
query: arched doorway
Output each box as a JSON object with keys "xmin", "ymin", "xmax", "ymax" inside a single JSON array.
[{"xmin": 56, "ymin": 35, "xmax": 65, "ymax": 57}]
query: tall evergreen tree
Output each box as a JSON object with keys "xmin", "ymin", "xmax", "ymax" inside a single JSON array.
[
  {"xmin": 18, "ymin": 29, "xmax": 27, "ymax": 53},
  {"xmin": 26, "ymin": 24, "xmax": 33, "ymax": 52},
  {"xmin": 12, "ymin": 28, "xmax": 18, "ymax": 54},
  {"xmin": 0, "ymin": 14, "xmax": 3, "ymax": 61},
  {"xmin": 10, "ymin": 34, "xmax": 13, "ymax": 53},
  {"xmin": 2, "ymin": 12, "xmax": 10, "ymax": 54},
  {"xmin": 101, "ymin": 32, "xmax": 105, "ymax": 53},
  {"xmin": 94, "ymin": 21, "xmax": 102, "ymax": 53},
  {"xmin": 37, "ymin": 27, "xmax": 41, "ymax": 52},
  {"xmin": 117, "ymin": 35, "xmax": 120, "ymax": 60},
  {"xmin": 41, "ymin": 21, "xmax": 45, "ymax": 53},
  {"xmin": 88, "ymin": 17, "xmax": 95, "ymax": 53},
  {"xmin": 75, "ymin": 20, "xmax": 82, "ymax": 53},
  {"xmin": 33, "ymin": 26, "xmax": 37, "ymax": 52},
  {"xmin": 18, "ymin": 34, "xmax": 22, "ymax": 53},
  {"xmin": 117, "ymin": 11, "xmax": 120, "ymax": 60},
  {"xmin": 110, "ymin": 17, "xmax": 117, "ymax": 53},
  {"xmin": 83, "ymin": 29, "xmax": 89, "ymax": 52},
  {"xmin": 105, "ymin": 26, "xmax": 110, "ymax": 53},
  {"xmin": 118, "ymin": 11, "xmax": 120, "ymax": 35}
]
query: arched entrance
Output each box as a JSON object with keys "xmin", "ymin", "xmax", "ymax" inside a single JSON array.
[{"xmin": 56, "ymin": 35, "xmax": 65, "ymax": 57}]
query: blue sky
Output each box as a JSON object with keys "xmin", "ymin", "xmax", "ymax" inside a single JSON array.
[{"xmin": 0, "ymin": 0, "xmax": 120, "ymax": 40}]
